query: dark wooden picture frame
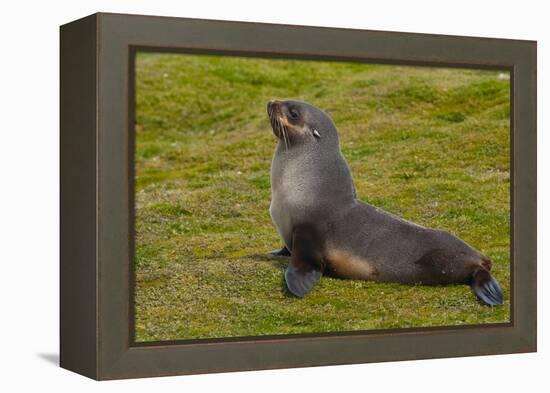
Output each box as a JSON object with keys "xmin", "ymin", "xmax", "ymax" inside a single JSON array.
[{"xmin": 60, "ymin": 12, "xmax": 537, "ymax": 380}]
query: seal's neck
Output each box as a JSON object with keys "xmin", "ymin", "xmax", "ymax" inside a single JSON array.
[{"xmin": 271, "ymin": 140, "xmax": 356, "ymax": 208}]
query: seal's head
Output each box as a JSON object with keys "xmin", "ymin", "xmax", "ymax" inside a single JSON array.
[{"xmin": 267, "ymin": 100, "xmax": 339, "ymax": 148}]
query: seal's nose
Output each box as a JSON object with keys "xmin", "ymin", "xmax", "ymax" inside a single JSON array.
[{"xmin": 267, "ymin": 100, "xmax": 280, "ymax": 113}]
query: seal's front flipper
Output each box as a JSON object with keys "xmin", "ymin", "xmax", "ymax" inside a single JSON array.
[
  {"xmin": 270, "ymin": 246, "xmax": 291, "ymax": 257},
  {"xmin": 284, "ymin": 225, "xmax": 324, "ymax": 297},
  {"xmin": 285, "ymin": 263, "xmax": 322, "ymax": 298},
  {"xmin": 471, "ymin": 269, "xmax": 503, "ymax": 306}
]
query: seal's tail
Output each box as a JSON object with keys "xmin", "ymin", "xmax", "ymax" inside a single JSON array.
[{"xmin": 471, "ymin": 268, "xmax": 503, "ymax": 306}]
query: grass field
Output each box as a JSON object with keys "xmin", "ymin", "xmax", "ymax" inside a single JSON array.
[{"xmin": 134, "ymin": 53, "xmax": 510, "ymax": 342}]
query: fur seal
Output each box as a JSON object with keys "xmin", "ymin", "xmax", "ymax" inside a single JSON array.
[{"xmin": 267, "ymin": 99, "xmax": 503, "ymax": 306}]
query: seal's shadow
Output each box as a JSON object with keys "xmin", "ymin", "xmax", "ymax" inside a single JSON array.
[
  {"xmin": 243, "ymin": 253, "xmax": 288, "ymax": 270},
  {"xmin": 243, "ymin": 253, "xmax": 294, "ymax": 297}
]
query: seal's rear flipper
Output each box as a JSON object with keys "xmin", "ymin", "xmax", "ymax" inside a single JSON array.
[
  {"xmin": 471, "ymin": 268, "xmax": 503, "ymax": 306},
  {"xmin": 271, "ymin": 246, "xmax": 291, "ymax": 257},
  {"xmin": 284, "ymin": 225, "xmax": 324, "ymax": 297}
]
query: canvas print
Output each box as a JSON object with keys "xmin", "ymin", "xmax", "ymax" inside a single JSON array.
[{"xmin": 133, "ymin": 53, "xmax": 510, "ymax": 342}]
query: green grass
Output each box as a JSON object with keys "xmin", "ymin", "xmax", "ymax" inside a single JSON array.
[{"xmin": 134, "ymin": 53, "xmax": 510, "ymax": 342}]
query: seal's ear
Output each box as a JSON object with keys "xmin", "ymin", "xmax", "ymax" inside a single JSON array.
[
  {"xmin": 312, "ymin": 128, "xmax": 321, "ymax": 139},
  {"xmin": 284, "ymin": 225, "xmax": 324, "ymax": 297}
]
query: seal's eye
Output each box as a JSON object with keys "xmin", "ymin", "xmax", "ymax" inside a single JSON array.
[{"xmin": 288, "ymin": 108, "xmax": 299, "ymax": 120}]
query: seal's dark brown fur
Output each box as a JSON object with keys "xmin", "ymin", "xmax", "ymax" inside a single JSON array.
[{"xmin": 267, "ymin": 100, "xmax": 503, "ymax": 306}]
